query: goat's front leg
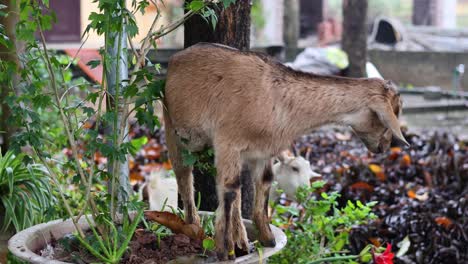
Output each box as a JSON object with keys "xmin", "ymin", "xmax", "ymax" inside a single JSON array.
[
  {"xmin": 214, "ymin": 145, "xmax": 243, "ymax": 260},
  {"xmin": 252, "ymin": 160, "xmax": 276, "ymax": 247},
  {"xmin": 164, "ymin": 115, "xmax": 199, "ymax": 225}
]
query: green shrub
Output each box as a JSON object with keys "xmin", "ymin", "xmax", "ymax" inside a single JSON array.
[
  {"xmin": 269, "ymin": 181, "xmax": 375, "ymax": 264},
  {"xmin": 3, "ymin": 0, "xmax": 239, "ymax": 262}
]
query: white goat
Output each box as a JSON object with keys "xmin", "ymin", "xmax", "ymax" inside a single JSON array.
[{"xmin": 271, "ymin": 154, "xmax": 321, "ymax": 200}]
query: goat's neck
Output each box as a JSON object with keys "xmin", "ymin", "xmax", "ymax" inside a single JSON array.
[{"xmin": 276, "ymin": 74, "xmax": 366, "ymax": 136}]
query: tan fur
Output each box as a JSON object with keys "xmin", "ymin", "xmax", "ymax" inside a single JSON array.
[{"xmin": 163, "ymin": 42, "xmax": 407, "ymax": 260}]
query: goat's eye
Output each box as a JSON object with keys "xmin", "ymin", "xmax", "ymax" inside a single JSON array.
[{"xmin": 291, "ymin": 166, "xmax": 299, "ymax": 172}]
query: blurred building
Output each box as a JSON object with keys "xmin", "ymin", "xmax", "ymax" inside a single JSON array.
[{"xmin": 44, "ymin": 0, "xmax": 181, "ymax": 48}]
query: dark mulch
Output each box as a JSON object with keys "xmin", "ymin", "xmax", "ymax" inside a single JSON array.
[
  {"xmin": 57, "ymin": 122, "xmax": 467, "ymax": 263},
  {"xmin": 293, "ymin": 130, "xmax": 467, "ymax": 264}
]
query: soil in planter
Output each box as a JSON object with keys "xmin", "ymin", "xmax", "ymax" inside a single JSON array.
[
  {"xmin": 38, "ymin": 229, "xmax": 219, "ymax": 263},
  {"xmin": 121, "ymin": 230, "xmax": 217, "ymax": 264}
]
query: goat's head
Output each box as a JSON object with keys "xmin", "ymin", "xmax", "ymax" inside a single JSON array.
[
  {"xmin": 347, "ymin": 80, "xmax": 409, "ymax": 153},
  {"xmin": 276, "ymin": 152, "xmax": 321, "ymax": 182}
]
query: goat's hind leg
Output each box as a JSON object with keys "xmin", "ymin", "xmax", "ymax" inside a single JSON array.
[
  {"xmin": 163, "ymin": 113, "xmax": 200, "ymax": 225},
  {"xmin": 252, "ymin": 160, "xmax": 276, "ymax": 247},
  {"xmin": 214, "ymin": 145, "xmax": 244, "ymax": 260}
]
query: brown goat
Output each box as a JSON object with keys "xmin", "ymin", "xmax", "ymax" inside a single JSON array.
[{"xmin": 163, "ymin": 42, "xmax": 408, "ymax": 260}]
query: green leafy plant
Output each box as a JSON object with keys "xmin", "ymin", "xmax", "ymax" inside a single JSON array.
[
  {"xmin": 200, "ymin": 212, "xmax": 216, "ymax": 237},
  {"xmin": 202, "ymin": 237, "xmax": 215, "ymax": 256},
  {"xmin": 75, "ymin": 208, "xmax": 144, "ymax": 264},
  {"xmin": 182, "ymin": 147, "xmax": 216, "ymax": 176},
  {"xmin": 0, "ymin": 150, "xmax": 53, "ymax": 232},
  {"xmin": 270, "ymin": 180, "xmax": 376, "ymax": 264},
  {"xmin": 2, "ymin": 0, "xmax": 236, "ymax": 263}
]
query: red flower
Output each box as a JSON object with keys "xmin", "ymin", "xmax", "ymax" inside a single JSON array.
[{"xmin": 373, "ymin": 244, "xmax": 395, "ymax": 264}]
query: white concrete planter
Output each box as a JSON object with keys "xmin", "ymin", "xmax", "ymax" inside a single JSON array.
[{"xmin": 8, "ymin": 211, "xmax": 287, "ymax": 264}]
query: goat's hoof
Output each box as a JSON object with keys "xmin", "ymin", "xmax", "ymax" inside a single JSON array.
[
  {"xmin": 233, "ymin": 236, "xmax": 250, "ymax": 253},
  {"xmin": 234, "ymin": 246, "xmax": 248, "ymax": 256},
  {"xmin": 260, "ymin": 238, "xmax": 276, "ymax": 247},
  {"xmin": 228, "ymin": 251, "xmax": 236, "ymax": 260},
  {"xmin": 216, "ymin": 250, "xmax": 228, "ymax": 261},
  {"xmin": 239, "ymin": 242, "xmax": 250, "ymax": 253}
]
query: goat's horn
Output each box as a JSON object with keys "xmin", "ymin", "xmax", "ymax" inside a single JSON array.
[{"xmin": 310, "ymin": 170, "xmax": 321, "ymax": 178}]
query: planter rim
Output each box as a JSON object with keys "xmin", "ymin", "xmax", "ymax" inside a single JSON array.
[{"xmin": 8, "ymin": 211, "xmax": 287, "ymax": 264}]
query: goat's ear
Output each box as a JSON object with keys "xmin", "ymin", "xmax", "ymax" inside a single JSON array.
[
  {"xmin": 278, "ymin": 150, "xmax": 293, "ymax": 163},
  {"xmin": 370, "ymin": 101, "xmax": 410, "ymax": 147},
  {"xmin": 309, "ymin": 171, "xmax": 322, "ymax": 179}
]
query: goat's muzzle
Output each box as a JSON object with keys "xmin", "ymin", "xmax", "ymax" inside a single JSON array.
[{"xmin": 391, "ymin": 135, "xmax": 410, "ymax": 148}]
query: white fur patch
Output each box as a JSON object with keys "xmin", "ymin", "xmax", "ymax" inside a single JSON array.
[
  {"xmin": 271, "ymin": 156, "xmax": 321, "ymax": 200},
  {"xmin": 140, "ymin": 169, "xmax": 178, "ymax": 211}
]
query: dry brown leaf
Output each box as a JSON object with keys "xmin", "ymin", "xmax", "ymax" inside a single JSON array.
[
  {"xmin": 369, "ymin": 164, "xmax": 386, "ymax": 181},
  {"xmin": 130, "ymin": 171, "xmax": 144, "ymax": 182},
  {"xmin": 335, "ymin": 166, "xmax": 344, "ymax": 175},
  {"xmin": 369, "ymin": 237, "xmax": 381, "ymax": 247},
  {"xmin": 145, "ymin": 211, "xmax": 185, "ymax": 232},
  {"xmin": 388, "ymin": 147, "xmax": 401, "ymax": 161},
  {"xmin": 141, "ymin": 163, "xmax": 161, "ymax": 173},
  {"xmin": 390, "ymin": 147, "xmax": 402, "ymax": 153},
  {"xmin": 424, "ymin": 171, "xmax": 433, "ymax": 188},
  {"xmin": 339, "ymin": 151, "xmax": 350, "ymax": 157},
  {"xmin": 407, "ymin": 190, "xmax": 416, "ymax": 199},
  {"xmin": 279, "ymin": 217, "xmax": 294, "ymax": 229},
  {"xmin": 144, "ymin": 211, "xmax": 205, "ymax": 240},
  {"xmin": 400, "ymin": 154, "xmax": 411, "ymax": 167},
  {"xmin": 349, "ymin": 181, "xmax": 374, "ymax": 192},
  {"xmin": 94, "ymin": 151, "xmax": 102, "ymax": 163},
  {"xmin": 144, "ymin": 145, "xmax": 162, "ymax": 160},
  {"xmin": 134, "ymin": 228, "xmax": 146, "ymax": 237},
  {"xmin": 163, "ymin": 160, "xmax": 172, "ymax": 170},
  {"xmin": 447, "ymin": 149, "xmax": 454, "ymax": 157},
  {"xmin": 435, "ymin": 216, "xmax": 453, "ymax": 228},
  {"xmin": 129, "ymin": 159, "xmax": 136, "ymax": 170},
  {"xmin": 83, "ymin": 121, "xmax": 93, "ymax": 129}
]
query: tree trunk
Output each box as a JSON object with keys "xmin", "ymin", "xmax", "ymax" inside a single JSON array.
[
  {"xmin": 105, "ymin": 0, "xmax": 131, "ymax": 209},
  {"xmin": 342, "ymin": 0, "xmax": 368, "ymax": 78},
  {"xmin": 185, "ymin": 1, "xmax": 251, "ymax": 50},
  {"xmin": 412, "ymin": 0, "xmax": 440, "ymax": 26},
  {"xmin": 283, "ymin": 0, "xmax": 299, "ymax": 61},
  {"xmin": 183, "ymin": 0, "xmax": 253, "ymax": 218},
  {"xmin": 299, "ymin": 0, "xmax": 324, "ymax": 37},
  {"xmin": 0, "ymin": 0, "xmax": 20, "ymax": 154}
]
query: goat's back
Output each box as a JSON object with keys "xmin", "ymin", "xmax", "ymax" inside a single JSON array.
[{"xmin": 164, "ymin": 43, "xmax": 283, "ymax": 152}]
